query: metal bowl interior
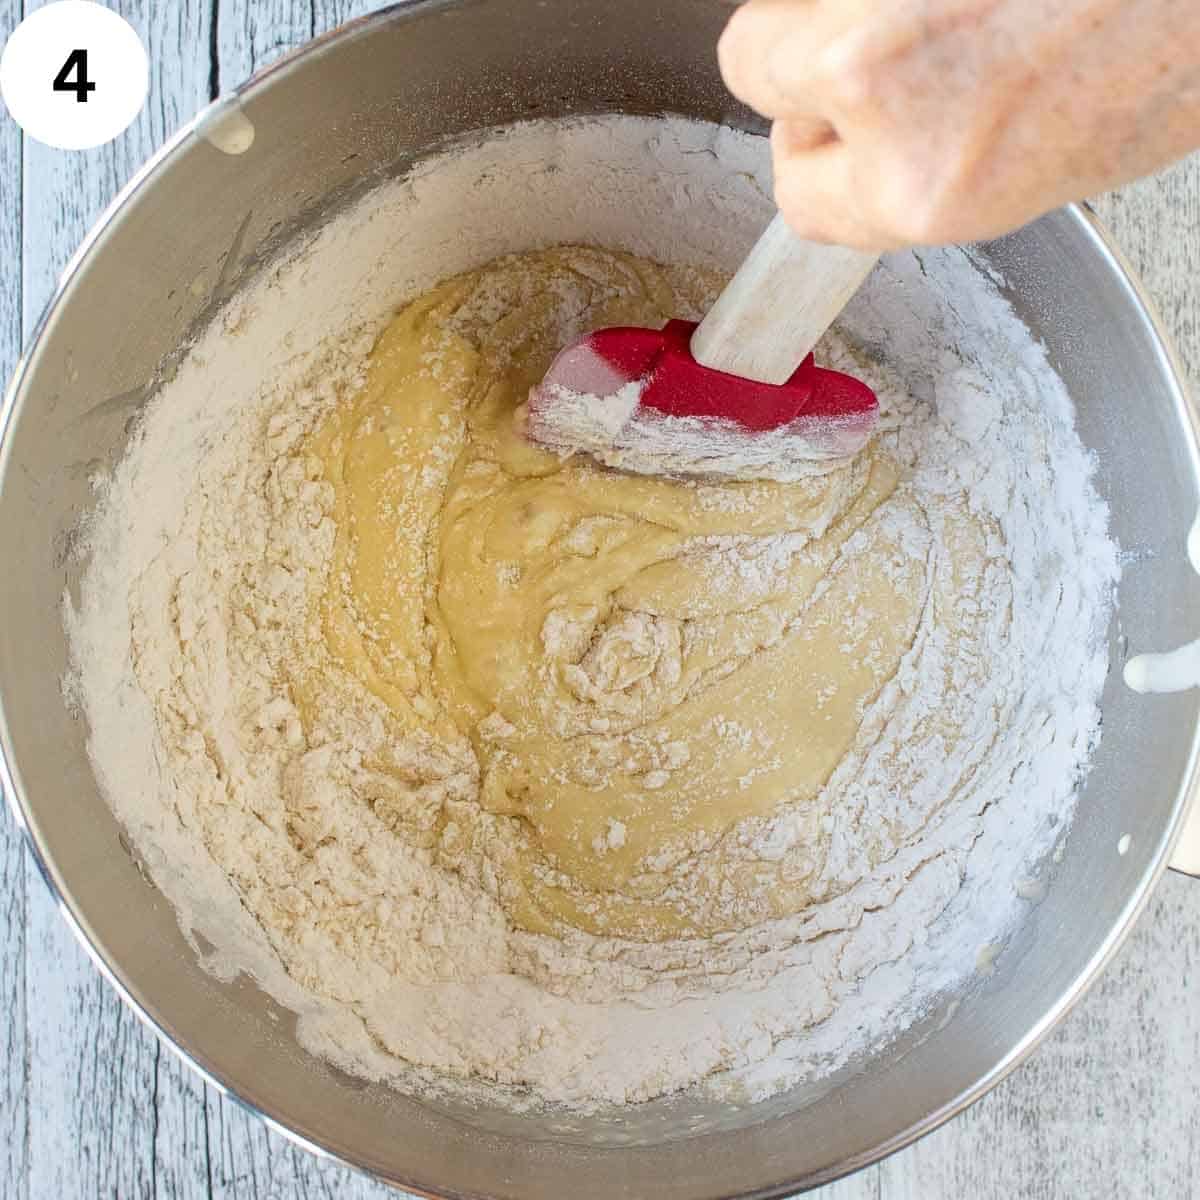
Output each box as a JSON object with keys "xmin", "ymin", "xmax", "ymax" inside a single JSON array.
[{"xmin": 2, "ymin": 2, "xmax": 1200, "ymax": 1198}]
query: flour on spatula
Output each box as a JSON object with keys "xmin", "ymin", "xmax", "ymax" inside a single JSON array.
[{"xmin": 529, "ymin": 376, "xmax": 874, "ymax": 480}]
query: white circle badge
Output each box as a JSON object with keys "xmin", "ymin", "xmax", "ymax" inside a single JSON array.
[{"xmin": 1, "ymin": 1, "xmax": 149, "ymax": 150}]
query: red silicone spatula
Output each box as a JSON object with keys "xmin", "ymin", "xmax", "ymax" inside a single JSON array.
[{"xmin": 526, "ymin": 215, "xmax": 881, "ymax": 480}]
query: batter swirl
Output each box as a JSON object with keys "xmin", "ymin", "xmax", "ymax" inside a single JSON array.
[{"xmin": 305, "ymin": 247, "xmax": 1002, "ymax": 940}]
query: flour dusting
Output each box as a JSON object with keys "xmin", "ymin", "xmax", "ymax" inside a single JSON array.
[{"xmin": 64, "ymin": 117, "xmax": 1118, "ymax": 1112}]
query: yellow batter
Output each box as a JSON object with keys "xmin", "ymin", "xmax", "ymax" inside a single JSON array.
[{"xmin": 298, "ymin": 246, "xmax": 992, "ymax": 942}]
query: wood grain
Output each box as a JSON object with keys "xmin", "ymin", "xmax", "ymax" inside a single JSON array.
[
  {"xmin": 1094, "ymin": 160, "xmax": 1200, "ymax": 387},
  {"xmin": 0, "ymin": 1, "xmax": 1199, "ymax": 1196},
  {"xmin": 216, "ymin": 0, "xmax": 379, "ymax": 88},
  {"xmin": 0, "ymin": 7, "xmax": 26, "ymax": 1199}
]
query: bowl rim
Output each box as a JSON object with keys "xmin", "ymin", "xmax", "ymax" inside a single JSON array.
[{"xmin": 2, "ymin": 5, "xmax": 1199, "ymax": 1197}]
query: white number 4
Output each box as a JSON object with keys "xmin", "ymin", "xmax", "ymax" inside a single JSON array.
[{"xmin": 1, "ymin": 1, "xmax": 148, "ymax": 149}]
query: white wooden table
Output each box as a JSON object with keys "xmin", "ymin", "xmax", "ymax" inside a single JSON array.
[{"xmin": 2, "ymin": 3, "xmax": 1199, "ymax": 1197}]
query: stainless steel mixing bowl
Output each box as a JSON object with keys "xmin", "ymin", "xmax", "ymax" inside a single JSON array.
[{"xmin": 3, "ymin": 3, "xmax": 1200, "ymax": 1196}]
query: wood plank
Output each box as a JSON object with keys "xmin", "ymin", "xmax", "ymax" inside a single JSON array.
[
  {"xmin": 1093, "ymin": 156, "xmax": 1200, "ymax": 386},
  {"xmin": 215, "ymin": 0, "xmax": 380, "ymax": 88},
  {"xmin": 205, "ymin": 1093, "xmax": 396, "ymax": 1199},
  {"xmin": 152, "ymin": 1046, "xmax": 221, "ymax": 1200},
  {"xmin": 19, "ymin": 2, "xmax": 216, "ymax": 1198},
  {"xmin": 216, "ymin": 0, "xmax": 315, "ymax": 88},
  {"xmin": 0, "ymin": 10, "xmax": 27, "ymax": 1198},
  {"xmin": 816, "ymin": 1168, "xmax": 881, "ymax": 1198},
  {"xmin": 0, "ymin": 819, "xmax": 27, "ymax": 1200}
]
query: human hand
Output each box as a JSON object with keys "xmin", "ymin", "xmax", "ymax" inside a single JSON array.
[{"xmin": 718, "ymin": 0, "xmax": 1200, "ymax": 250}]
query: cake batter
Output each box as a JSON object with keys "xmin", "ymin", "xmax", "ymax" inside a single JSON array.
[{"xmin": 305, "ymin": 247, "xmax": 996, "ymax": 941}]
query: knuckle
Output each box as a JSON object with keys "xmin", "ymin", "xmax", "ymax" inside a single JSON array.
[{"xmin": 820, "ymin": 36, "xmax": 886, "ymax": 111}]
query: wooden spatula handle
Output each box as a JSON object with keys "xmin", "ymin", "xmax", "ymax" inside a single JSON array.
[{"xmin": 690, "ymin": 214, "xmax": 879, "ymax": 385}]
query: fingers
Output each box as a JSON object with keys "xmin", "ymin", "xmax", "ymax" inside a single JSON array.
[
  {"xmin": 718, "ymin": 0, "xmax": 836, "ymax": 120},
  {"xmin": 770, "ymin": 124, "xmax": 892, "ymax": 250},
  {"xmin": 720, "ymin": 0, "xmax": 905, "ymax": 249},
  {"xmin": 770, "ymin": 127, "xmax": 852, "ymax": 243}
]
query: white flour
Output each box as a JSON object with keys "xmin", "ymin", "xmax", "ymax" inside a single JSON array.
[
  {"xmin": 528, "ymin": 375, "xmax": 875, "ymax": 480},
  {"xmin": 64, "ymin": 116, "xmax": 1118, "ymax": 1111}
]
